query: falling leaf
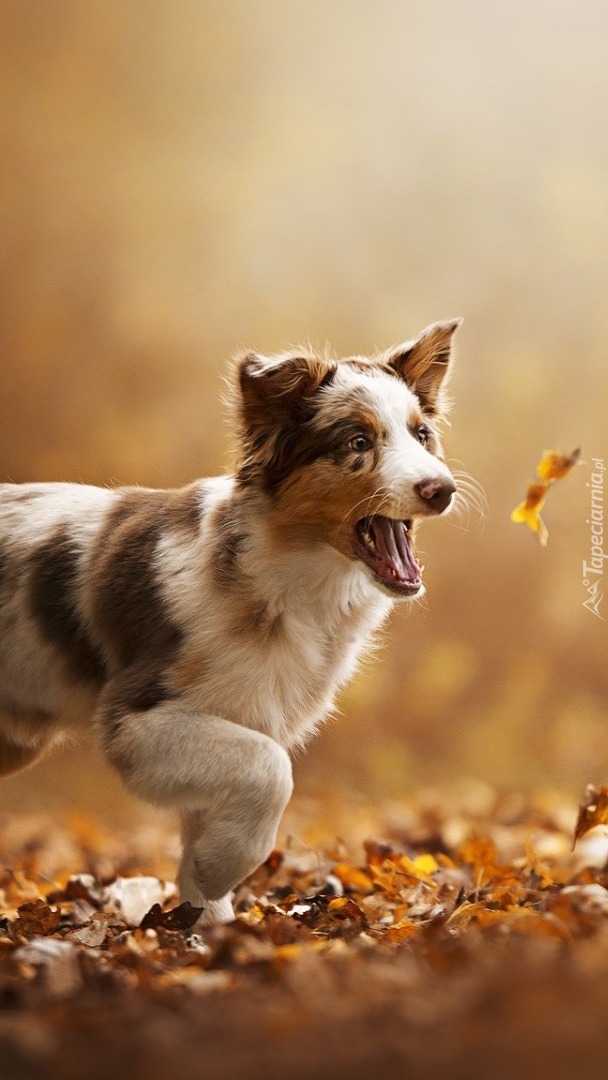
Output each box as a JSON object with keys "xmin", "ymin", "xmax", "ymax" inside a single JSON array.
[
  {"xmin": 510, "ymin": 482, "xmax": 549, "ymax": 546},
  {"xmin": 572, "ymin": 784, "xmax": 608, "ymax": 848},
  {"xmin": 511, "ymin": 447, "xmax": 580, "ymax": 545}
]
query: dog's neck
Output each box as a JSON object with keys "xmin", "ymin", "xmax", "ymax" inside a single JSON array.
[{"xmin": 211, "ymin": 476, "xmax": 392, "ymax": 629}]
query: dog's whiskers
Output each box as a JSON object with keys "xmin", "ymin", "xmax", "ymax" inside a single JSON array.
[
  {"xmin": 448, "ymin": 466, "xmax": 487, "ymax": 530},
  {"xmin": 337, "ymin": 487, "xmax": 392, "ymax": 534}
]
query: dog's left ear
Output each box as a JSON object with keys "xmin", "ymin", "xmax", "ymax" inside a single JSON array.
[{"xmin": 384, "ymin": 318, "xmax": 462, "ymax": 415}]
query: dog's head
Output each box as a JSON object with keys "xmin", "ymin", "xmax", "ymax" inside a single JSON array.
[{"xmin": 234, "ymin": 319, "xmax": 460, "ymax": 599}]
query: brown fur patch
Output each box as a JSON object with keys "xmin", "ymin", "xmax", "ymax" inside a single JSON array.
[
  {"xmin": 171, "ymin": 648, "xmax": 210, "ymax": 694},
  {"xmin": 239, "ymin": 387, "xmax": 386, "ymax": 491},
  {"xmin": 88, "ymin": 484, "xmax": 203, "ymax": 763},
  {"xmin": 210, "ymin": 503, "xmax": 248, "ymax": 590},
  {"xmin": 27, "ymin": 526, "xmax": 106, "ymax": 685},
  {"xmin": 230, "ymin": 599, "xmax": 283, "ymax": 641},
  {"xmin": 0, "ymin": 541, "xmax": 11, "ymax": 591},
  {"xmin": 88, "ymin": 485, "xmax": 202, "ymax": 670},
  {"xmin": 0, "ymin": 730, "xmax": 45, "ymax": 777},
  {"xmin": 236, "ymin": 352, "xmax": 337, "ymax": 489},
  {"xmin": 98, "ymin": 666, "xmax": 176, "ymax": 773},
  {"xmin": 0, "ymin": 698, "xmax": 55, "ymax": 727},
  {"xmin": 0, "ymin": 487, "xmax": 45, "ymax": 505}
]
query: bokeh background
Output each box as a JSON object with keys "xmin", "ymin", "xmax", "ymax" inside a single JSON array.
[{"xmin": 1, "ymin": 0, "xmax": 607, "ymax": 821}]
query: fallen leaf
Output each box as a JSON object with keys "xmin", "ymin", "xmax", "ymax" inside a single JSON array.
[
  {"xmin": 140, "ymin": 902, "xmax": 203, "ymax": 932},
  {"xmin": 11, "ymin": 899, "xmax": 61, "ymax": 938},
  {"xmin": 573, "ymin": 784, "xmax": 608, "ymax": 848},
  {"xmin": 72, "ymin": 914, "xmax": 111, "ymax": 947},
  {"xmin": 104, "ymin": 876, "xmax": 175, "ymax": 927},
  {"xmin": 331, "ymin": 862, "xmax": 374, "ymax": 894}
]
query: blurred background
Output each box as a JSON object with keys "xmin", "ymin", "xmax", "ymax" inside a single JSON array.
[{"xmin": 1, "ymin": 0, "xmax": 607, "ymax": 821}]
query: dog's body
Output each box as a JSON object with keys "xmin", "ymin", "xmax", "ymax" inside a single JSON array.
[{"xmin": 0, "ymin": 320, "xmax": 460, "ymax": 923}]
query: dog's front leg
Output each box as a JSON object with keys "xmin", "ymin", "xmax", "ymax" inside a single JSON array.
[{"xmin": 96, "ymin": 695, "xmax": 293, "ymax": 925}]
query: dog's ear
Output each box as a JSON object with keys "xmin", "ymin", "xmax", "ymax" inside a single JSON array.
[
  {"xmin": 238, "ymin": 351, "xmax": 336, "ymax": 407},
  {"xmin": 384, "ymin": 319, "xmax": 462, "ymax": 415},
  {"xmin": 234, "ymin": 351, "xmax": 337, "ymax": 487}
]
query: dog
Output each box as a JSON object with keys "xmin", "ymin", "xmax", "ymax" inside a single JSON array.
[{"xmin": 0, "ymin": 318, "xmax": 461, "ymax": 924}]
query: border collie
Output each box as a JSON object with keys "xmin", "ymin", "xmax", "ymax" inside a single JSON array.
[{"xmin": 0, "ymin": 319, "xmax": 461, "ymax": 923}]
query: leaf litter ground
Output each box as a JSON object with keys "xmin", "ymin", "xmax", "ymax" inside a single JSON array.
[{"xmin": 2, "ymin": 784, "xmax": 608, "ymax": 1080}]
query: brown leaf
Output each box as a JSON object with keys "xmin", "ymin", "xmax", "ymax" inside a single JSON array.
[
  {"xmin": 140, "ymin": 901, "xmax": 203, "ymax": 932},
  {"xmin": 261, "ymin": 910, "xmax": 313, "ymax": 946},
  {"xmin": 573, "ymin": 784, "xmax": 608, "ymax": 848},
  {"xmin": 11, "ymin": 899, "xmax": 61, "ymax": 938}
]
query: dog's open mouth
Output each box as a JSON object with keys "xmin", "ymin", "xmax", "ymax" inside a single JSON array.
[{"xmin": 354, "ymin": 516, "xmax": 422, "ymax": 595}]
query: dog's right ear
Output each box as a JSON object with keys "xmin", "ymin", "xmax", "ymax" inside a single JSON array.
[
  {"xmin": 234, "ymin": 351, "xmax": 337, "ymax": 487},
  {"xmin": 237, "ymin": 351, "xmax": 336, "ymax": 405},
  {"xmin": 384, "ymin": 319, "xmax": 462, "ymax": 416}
]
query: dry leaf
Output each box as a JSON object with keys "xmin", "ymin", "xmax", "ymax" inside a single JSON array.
[
  {"xmin": 140, "ymin": 901, "xmax": 203, "ymax": 932},
  {"xmin": 11, "ymin": 899, "xmax": 61, "ymax": 938},
  {"xmin": 331, "ymin": 862, "xmax": 374, "ymax": 894},
  {"xmin": 510, "ymin": 482, "xmax": 549, "ymax": 546},
  {"xmin": 511, "ymin": 447, "xmax": 580, "ymax": 545},
  {"xmin": 573, "ymin": 784, "xmax": 608, "ymax": 848}
]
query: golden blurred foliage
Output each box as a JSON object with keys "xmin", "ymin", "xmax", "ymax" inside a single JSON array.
[{"xmin": 0, "ymin": 0, "xmax": 607, "ymax": 810}]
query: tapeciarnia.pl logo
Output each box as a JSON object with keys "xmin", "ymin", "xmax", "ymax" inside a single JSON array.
[{"xmin": 582, "ymin": 457, "xmax": 605, "ymax": 620}]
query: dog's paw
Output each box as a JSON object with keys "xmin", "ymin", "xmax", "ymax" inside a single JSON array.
[{"xmin": 194, "ymin": 894, "xmax": 235, "ymax": 927}]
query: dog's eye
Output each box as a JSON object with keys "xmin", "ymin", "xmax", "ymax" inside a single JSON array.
[
  {"xmin": 417, "ymin": 425, "xmax": 431, "ymax": 446},
  {"xmin": 349, "ymin": 434, "xmax": 372, "ymax": 453}
]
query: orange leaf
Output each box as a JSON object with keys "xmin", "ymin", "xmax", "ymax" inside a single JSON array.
[
  {"xmin": 510, "ymin": 483, "xmax": 549, "ymax": 546},
  {"xmin": 327, "ymin": 896, "xmax": 367, "ymax": 923},
  {"xmin": 511, "ymin": 447, "xmax": 580, "ymax": 545},
  {"xmin": 331, "ymin": 862, "xmax": 374, "ymax": 894},
  {"xmin": 385, "ymin": 921, "xmax": 419, "ymax": 943},
  {"xmin": 573, "ymin": 784, "xmax": 608, "ymax": 848},
  {"xmin": 398, "ymin": 853, "xmax": 438, "ymax": 881},
  {"xmin": 536, "ymin": 447, "xmax": 581, "ymax": 482}
]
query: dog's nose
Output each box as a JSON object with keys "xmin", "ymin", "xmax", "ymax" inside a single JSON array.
[{"xmin": 415, "ymin": 477, "xmax": 456, "ymax": 514}]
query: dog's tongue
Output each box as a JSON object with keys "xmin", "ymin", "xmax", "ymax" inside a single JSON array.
[{"xmin": 371, "ymin": 517, "xmax": 421, "ymax": 584}]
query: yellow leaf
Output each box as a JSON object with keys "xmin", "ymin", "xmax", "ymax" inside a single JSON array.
[
  {"xmin": 510, "ymin": 483, "xmax": 549, "ymax": 546},
  {"xmin": 511, "ymin": 447, "xmax": 580, "ymax": 546},
  {"xmin": 413, "ymin": 853, "xmax": 439, "ymax": 876}
]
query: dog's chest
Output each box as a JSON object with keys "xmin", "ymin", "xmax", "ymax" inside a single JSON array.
[{"xmin": 182, "ymin": 586, "xmax": 390, "ymax": 749}]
